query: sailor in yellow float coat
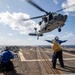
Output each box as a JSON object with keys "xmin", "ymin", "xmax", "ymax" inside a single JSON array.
[
  {"xmin": 45, "ymin": 36, "xmax": 67, "ymax": 68},
  {"xmin": 52, "ymin": 39, "xmax": 62, "ymax": 52}
]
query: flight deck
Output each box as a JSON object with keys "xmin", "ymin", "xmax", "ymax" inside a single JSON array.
[{"xmin": 0, "ymin": 46, "xmax": 75, "ymax": 75}]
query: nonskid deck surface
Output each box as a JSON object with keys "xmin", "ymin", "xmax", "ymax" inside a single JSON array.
[{"xmin": 0, "ymin": 46, "xmax": 75, "ymax": 75}]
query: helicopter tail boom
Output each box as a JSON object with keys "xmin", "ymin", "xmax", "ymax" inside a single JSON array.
[{"xmin": 29, "ymin": 33, "xmax": 43, "ymax": 36}]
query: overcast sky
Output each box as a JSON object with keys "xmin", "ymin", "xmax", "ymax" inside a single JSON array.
[{"xmin": 0, "ymin": 0, "xmax": 75, "ymax": 46}]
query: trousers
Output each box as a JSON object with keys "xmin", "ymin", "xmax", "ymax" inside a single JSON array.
[
  {"xmin": 52, "ymin": 50, "xmax": 64, "ymax": 68},
  {"xmin": 1, "ymin": 61, "xmax": 14, "ymax": 72}
]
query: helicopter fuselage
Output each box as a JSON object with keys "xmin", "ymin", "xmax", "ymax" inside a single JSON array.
[
  {"xmin": 39, "ymin": 13, "xmax": 67, "ymax": 33},
  {"xmin": 25, "ymin": 0, "xmax": 74, "ymax": 39},
  {"xmin": 29, "ymin": 13, "xmax": 67, "ymax": 39}
]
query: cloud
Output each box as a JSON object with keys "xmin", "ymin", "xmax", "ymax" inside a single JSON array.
[
  {"xmin": 0, "ymin": 38, "xmax": 23, "ymax": 45},
  {"xmin": 53, "ymin": 0, "xmax": 59, "ymax": 4},
  {"xmin": 0, "ymin": 36, "xmax": 29, "ymax": 45},
  {"xmin": 61, "ymin": 32, "xmax": 74, "ymax": 39},
  {"xmin": 9, "ymin": 33, "xmax": 13, "ymax": 36},
  {"xmin": 45, "ymin": 34, "xmax": 56, "ymax": 38},
  {"xmin": 62, "ymin": 0, "xmax": 75, "ymax": 12},
  {"xmin": 0, "ymin": 11, "xmax": 39, "ymax": 35},
  {"xmin": 0, "ymin": 36, "xmax": 6, "ymax": 40}
]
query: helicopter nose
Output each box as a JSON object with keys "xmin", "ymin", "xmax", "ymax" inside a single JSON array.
[
  {"xmin": 64, "ymin": 15, "xmax": 67, "ymax": 22},
  {"xmin": 65, "ymin": 15, "xmax": 67, "ymax": 19}
]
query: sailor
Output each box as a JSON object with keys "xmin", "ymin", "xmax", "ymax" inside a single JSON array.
[
  {"xmin": 45, "ymin": 36, "xmax": 67, "ymax": 68},
  {"xmin": 0, "ymin": 46, "xmax": 14, "ymax": 72}
]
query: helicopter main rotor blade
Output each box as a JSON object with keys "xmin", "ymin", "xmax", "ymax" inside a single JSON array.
[
  {"xmin": 56, "ymin": 4, "xmax": 75, "ymax": 12},
  {"xmin": 23, "ymin": 14, "xmax": 46, "ymax": 21},
  {"xmin": 26, "ymin": 0, "xmax": 48, "ymax": 14}
]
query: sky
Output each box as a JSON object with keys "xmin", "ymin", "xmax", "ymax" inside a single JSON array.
[{"xmin": 0, "ymin": 0, "xmax": 75, "ymax": 46}]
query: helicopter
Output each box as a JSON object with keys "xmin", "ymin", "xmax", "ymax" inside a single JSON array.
[{"xmin": 23, "ymin": 0, "xmax": 75, "ymax": 39}]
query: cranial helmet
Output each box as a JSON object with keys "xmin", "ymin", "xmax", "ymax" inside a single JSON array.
[
  {"xmin": 5, "ymin": 46, "xmax": 9, "ymax": 50},
  {"xmin": 55, "ymin": 36, "xmax": 59, "ymax": 40}
]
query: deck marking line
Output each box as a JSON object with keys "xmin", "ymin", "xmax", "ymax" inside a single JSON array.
[
  {"xmin": 18, "ymin": 49, "xmax": 26, "ymax": 61},
  {"xmin": 63, "ymin": 52, "xmax": 75, "ymax": 57},
  {"xmin": 20, "ymin": 58, "xmax": 75, "ymax": 62}
]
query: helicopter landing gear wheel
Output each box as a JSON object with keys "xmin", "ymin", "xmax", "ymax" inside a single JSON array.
[{"xmin": 58, "ymin": 27, "xmax": 61, "ymax": 32}]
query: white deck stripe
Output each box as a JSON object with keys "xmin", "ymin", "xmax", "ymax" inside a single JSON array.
[
  {"xmin": 18, "ymin": 49, "xmax": 26, "ymax": 61},
  {"xmin": 18, "ymin": 49, "xmax": 75, "ymax": 62},
  {"xmin": 20, "ymin": 58, "xmax": 75, "ymax": 62},
  {"xmin": 64, "ymin": 58, "xmax": 75, "ymax": 60},
  {"xmin": 63, "ymin": 52, "xmax": 75, "ymax": 57}
]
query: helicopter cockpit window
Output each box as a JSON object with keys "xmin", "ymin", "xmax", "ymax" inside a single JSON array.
[
  {"xmin": 39, "ymin": 21, "xmax": 42, "ymax": 25},
  {"xmin": 52, "ymin": 12, "xmax": 58, "ymax": 16},
  {"xmin": 49, "ymin": 14, "xmax": 53, "ymax": 21},
  {"xmin": 52, "ymin": 12, "xmax": 58, "ymax": 20},
  {"xmin": 42, "ymin": 17, "xmax": 47, "ymax": 23}
]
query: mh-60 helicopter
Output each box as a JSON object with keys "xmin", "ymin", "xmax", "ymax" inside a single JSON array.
[{"xmin": 23, "ymin": 0, "xmax": 75, "ymax": 39}]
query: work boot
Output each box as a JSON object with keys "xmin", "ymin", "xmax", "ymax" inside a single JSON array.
[
  {"xmin": 61, "ymin": 65, "xmax": 64, "ymax": 68},
  {"xmin": 52, "ymin": 66, "xmax": 56, "ymax": 69}
]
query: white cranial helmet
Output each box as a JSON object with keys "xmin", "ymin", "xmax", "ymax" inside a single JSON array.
[{"xmin": 55, "ymin": 36, "xmax": 59, "ymax": 40}]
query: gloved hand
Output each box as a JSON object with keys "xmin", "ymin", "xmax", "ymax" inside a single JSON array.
[{"xmin": 10, "ymin": 59, "xmax": 14, "ymax": 62}]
